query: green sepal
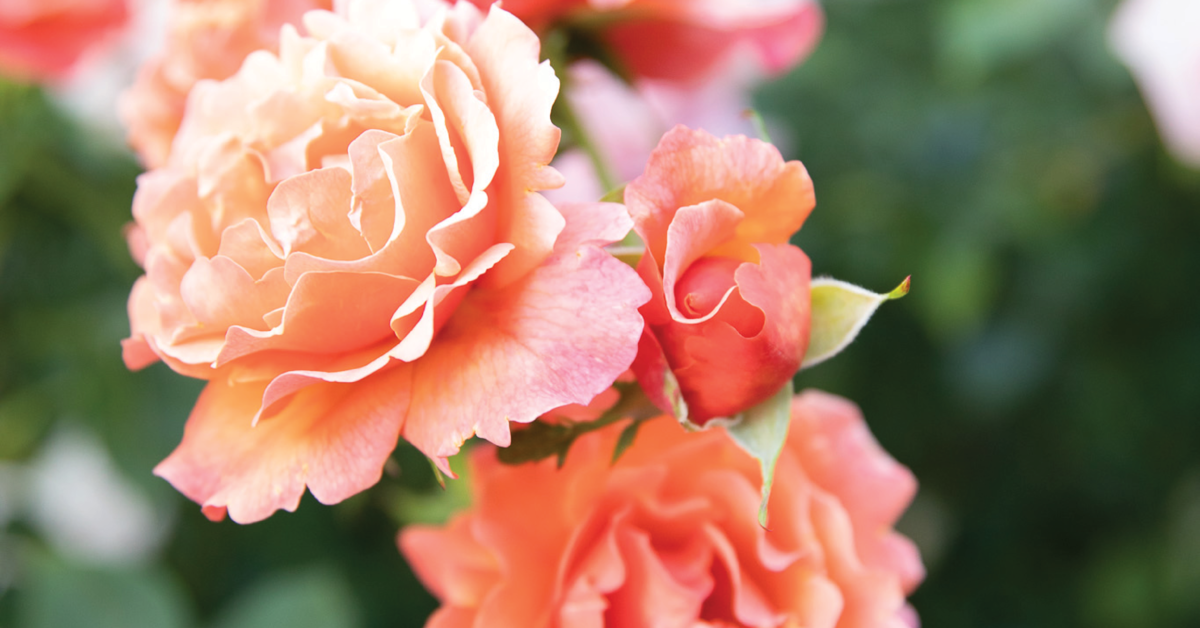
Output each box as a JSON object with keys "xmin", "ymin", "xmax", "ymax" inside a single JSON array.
[
  {"xmin": 802, "ymin": 276, "xmax": 910, "ymax": 369},
  {"xmin": 725, "ymin": 379, "xmax": 795, "ymax": 528}
]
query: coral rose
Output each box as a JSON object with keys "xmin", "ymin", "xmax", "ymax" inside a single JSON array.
[
  {"xmin": 627, "ymin": 126, "xmax": 815, "ymax": 424},
  {"xmin": 401, "ymin": 390, "xmax": 925, "ymax": 628},
  {"xmin": 121, "ymin": 0, "xmax": 333, "ymax": 168},
  {"xmin": 122, "ymin": 0, "xmax": 650, "ymax": 523},
  {"xmin": 0, "ymin": 0, "xmax": 128, "ymax": 81},
  {"xmin": 1110, "ymin": 0, "xmax": 1200, "ymax": 167},
  {"xmin": 466, "ymin": 0, "xmax": 823, "ymax": 84}
]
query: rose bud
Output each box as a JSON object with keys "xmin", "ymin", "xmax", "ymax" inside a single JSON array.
[{"xmin": 628, "ymin": 125, "xmax": 815, "ymax": 425}]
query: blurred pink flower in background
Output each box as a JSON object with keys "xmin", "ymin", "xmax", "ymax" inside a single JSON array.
[
  {"xmin": 401, "ymin": 390, "xmax": 924, "ymax": 628},
  {"xmin": 122, "ymin": 0, "xmax": 649, "ymax": 523},
  {"xmin": 466, "ymin": 0, "xmax": 823, "ymax": 84},
  {"xmin": 120, "ymin": 0, "xmax": 333, "ymax": 168},
  {"xmin": 1110, "ymin": 0, "xmax": 1200, "ymax": 167},
  {"xmin": 0, "ymin": 0, "xmax": 129, "ymax": 81},
  {"xmin": 547, "ymin": 58, "xmax": 767, "ymax": 203}
]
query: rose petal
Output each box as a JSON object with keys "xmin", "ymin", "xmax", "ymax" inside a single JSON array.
[
  {"xmin": 402, "ymin": 202, "xmax": 649, "ymax": 470},
  {"xmin": 155, "ymin": 364, "xmax": 412, "ymax": 523}
]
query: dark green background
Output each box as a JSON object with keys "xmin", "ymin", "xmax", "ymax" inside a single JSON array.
[{"xmin": 2, "ymin": 0, "xmax": 1198, "ymax": 626}]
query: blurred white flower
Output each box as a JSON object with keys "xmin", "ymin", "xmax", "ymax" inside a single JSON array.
[
  {"xmin": 1110, "ymin": 0, "xmax": 1200, "ymax": 167},
  {"xmin": 26, "ymin": 425, "xmax": 170, "ymax": 566},
  {"xmin": 50, "ymin": 0, "xmax": 170, "ymax": 139}
]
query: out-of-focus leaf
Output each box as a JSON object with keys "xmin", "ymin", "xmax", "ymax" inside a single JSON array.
[
  {"xmin": 210, "ymin": 568, "xmax": 359, "ymax": 628},
  {"xmin": 802, "ymin": 276, "xmax": 910, "ymax": 369},
  {"xmin": 389, "ymin": 450, "xmax": 473, "ymax": 526},
  {"xmin": 17, "ymin": 553, "xmax": 191, "ymax": 628},
  {"xmin": 0, "ymin": 387, "xmax": 53, "ymax": 460},
  {"xmin": 725, "ymin": 380, "xmax": 794, "ymax": 527},
  {"xmin": 939, "ymin": 0, "xmax": 1094, "ymax": 80}
]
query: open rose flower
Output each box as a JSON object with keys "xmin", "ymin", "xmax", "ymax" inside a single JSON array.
[
  {"xmin": 0, "ymin": 0, "xmax": 128, "ymax": 81},
  {"xmin": 120, "ymin": 0, "xmax": 333, "ymax": 168},
  {"xmin": 628, "ymin": 126, "xmax": 815, "ymax": 424},
  {"xmin": 401, "ymin": 390, "xmax": 925, "ymax": 628},
  {"xmin": 1110, "ymin": 0, "xmax": 1200, "ymax": 167},
  {"xmin": 466, "ymin": 0, "xmax": 823, "ymax": 84},
  {"xmin": 122, "ymin": 0, "xmax": 650, "ymax": 523}
]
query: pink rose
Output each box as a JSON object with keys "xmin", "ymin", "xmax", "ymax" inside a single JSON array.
[
  {"xmin": 401, "ymin": 390, "xmax": 924, "ymax": 628},
  {"xmin": 123, "ymin": 0, "xmax": 649, "ymax": 523},
  {"xmin": 120, "ymin": 0, "xmax": 334, "ymax": 168},
  {"xmin": 1110, "ymin": 0, "xmax": 1200, "ymax": 167},
  {"xmin": 628, "ymin": 126, "xmax": 815, "ymax": 424},
  {"xmin": 0, "ymin": 0, "xmax": 128, "ymax": 81}
]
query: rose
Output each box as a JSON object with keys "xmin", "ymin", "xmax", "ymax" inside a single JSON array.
[
  {"xmin": 627, "ymin": 125, "xmax": 815, "ymax": 425},
  {"xmin": 1110, "ymin": 0, "xmax": 1200, "ymax": 167},
  {"xmin": 122, "ymin": 0, "xmax": 650, "ymax": 523},
  {"xmin": 401, "ymin": 390, "xmax": 925, "ymax": 628},
  {"xmin": 120, "ymin": 0, "xmax": 333, "ymax": 168},
  {"xmin": 0, "ymin": 0, "xmax": 128, "ymax": 81},
  {"xmin": 464, "ymin": 0, "xmax": 823, "ymax": 84}
]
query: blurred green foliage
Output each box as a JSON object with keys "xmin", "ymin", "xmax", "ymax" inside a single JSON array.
[
  {"xmin": 1, "ymin": 0, "xmax": 1199, "ymax": 626},
  {"xmin": 760, "ymin": 0, "xmax": 1200, "ymax": 626}
]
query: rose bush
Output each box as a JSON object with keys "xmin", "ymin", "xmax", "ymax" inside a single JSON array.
[
  {"xmin": 122, "ymin": 0, "xmax": 650, "ymax": 523},
  {"xmin": 0, "ymin": 0, "xmax": 128, "ymax": 81},
  {"xmin": 628, "ymin": 126, "xmax": 815, "ymax": 424},
  {"xmin": 401, "ymin": 390, "xmax": 924, "ymax": 628},
  {"xmin": 121, "ymin": 0, "xmax": 333, "ymax": 168}
]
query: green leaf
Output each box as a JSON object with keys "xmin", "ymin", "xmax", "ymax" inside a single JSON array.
[
  {"xmin": 600, "ymin": 185, "xmax": 626, "ymax": 204},
  {"xmin": 725, "ymin": 380, "xmax": 794, "ymax": 528},
  {"xmin": 498, "ymin": 384, "xmax": 660, "ymax": 467},
  {"xmin": 802, "ymin": 276, "xmax": 910, "ymax": 369},
  {"xmin": 17, "ymin": 553, "xmax": 192, "ymax": 628},
  {"xmin": 610, "ymin": 418, "xmax": 644, "ymax": 465},
  {"xmin": 211, "ymin": 568, "xmax": 360, "ymax": 628}
]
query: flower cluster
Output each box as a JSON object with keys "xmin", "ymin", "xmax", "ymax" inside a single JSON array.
[{"xmin": 99, "ymin": 0, "xmax": 923, "ymax": 623}]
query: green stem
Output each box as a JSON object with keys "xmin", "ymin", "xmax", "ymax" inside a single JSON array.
[{"xmin": 556, "ymin": 94, "xmax": 619, "ymax": 194}]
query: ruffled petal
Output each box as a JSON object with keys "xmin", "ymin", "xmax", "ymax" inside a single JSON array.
[
  {"xmin": 154, "ymin": 365, "xmax": 412, "ymax": 523},
  {"xmin": 466, "ymin": 5, "xmax": 565, "ymax": 288},
  {"xmin": 402, "ymin": 202, "xmax": 649, "ymax": 470}
]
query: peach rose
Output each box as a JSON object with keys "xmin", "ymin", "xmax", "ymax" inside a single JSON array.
[
  {"xmin": 627, "ymin": 126, "xmax": 815, "ymax": 424},
  {"xmin": 120, "ymin": 0, "xmax": 333, "ymax": 168},
  {"xmin": 465, "ymin": 0, "xmax": 823, "ymax": 84},
  {"xmin": 0, "ymin": 0, "xmax": 128, "ymax": 81},
  {"xmin": 123, "ymin": 0, "xmax": 650, "ymax": 523},
  {"xmin": 401, "ymin": 390, "xmax": 925, "ymax": 628},
  {"xmin": 1110, "ymin": 0, "xmax": 1200, "ymax": 167}
]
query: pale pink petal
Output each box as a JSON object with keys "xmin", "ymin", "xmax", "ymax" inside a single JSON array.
[
  {"xmin": 402, "ymin": 202, "xmax": 649, "ymax": 470},
  {"xmin": 466, "ymin": 5, "xmax": 566, "ymax": 288},
  {"xmin": 155, "ymin": 364, "xmax": 412, "ymax": 523}
]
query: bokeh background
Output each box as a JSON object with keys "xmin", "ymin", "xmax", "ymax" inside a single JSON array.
[{"xmin": 2, "ymin": 0, "xmax": 1199, "ymax": 626}]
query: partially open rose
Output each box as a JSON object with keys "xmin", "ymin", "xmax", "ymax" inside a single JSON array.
[
  {"xmin": 123, "ymin": 0, "xmax": 649, "ymax": 523},
  {"xmin": 120, "ymin": 0, "xmax": 333, "ymax": 168},
  {"xmin": 466, "ymin": 0, "xmax": 823, "ymax": 84},
  {"xmin": 628, "ymin": 126, "xmax": 815, "ymax": 424},
  {"xmin": 0, "ymin": 0, "xmax": 128, "ymax": 81},
  {"xmin": 401, "ymin": 390, "xmax": 924, "ymax": 628}
]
